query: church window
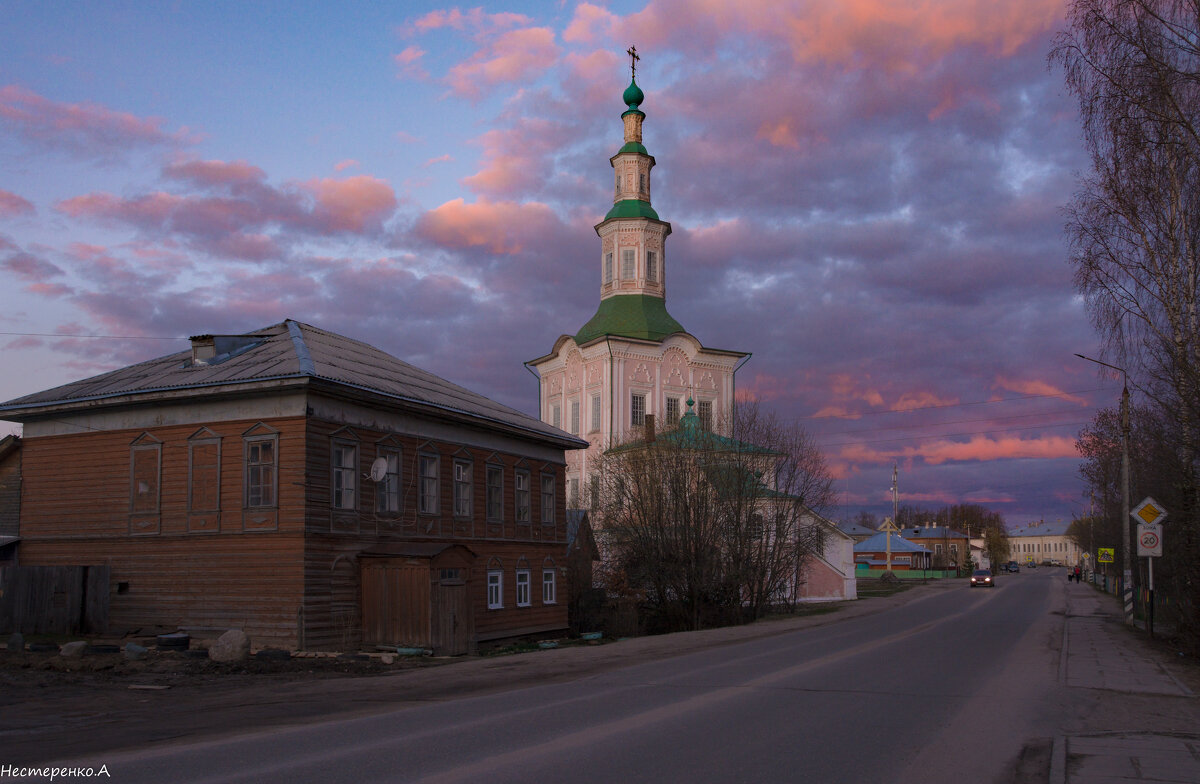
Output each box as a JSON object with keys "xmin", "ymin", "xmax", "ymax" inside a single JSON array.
[
  {"xmin": 622, "ymin": 249, "xmax": 635, "ymax": 279},
  {"xmin": 604, "ymin": 253, "xmax": 613, "ymax": 283},
  {"xmin": 551, "ymin": 403, "xmax": 561, "ymax": 429},
  {"xmin": 665, "ymin": 396, "xmax": 679, "ymax": 424},
  {"xmin": 591, "ymin": 394, "xmax": 601, "ymax": 432},
  {"xmin": 631, "ymin": 393, "xmax": 646, "ymax": 426},
  {"xmin": 639, "ymin": 172, "xmax": 646, "ymax": 193},
  {"xmin": 646, "ymin": 250, "xmax": 657, "ymax": 282},
  {"xmin": 615, "ymin": 171, "xmax": 621, "ymax": 197},
  {"xmin": 570, "ymin": 400, "xmax": 580, "ymax": 435},
  {"xmin": 698, "ymin": 400, "xmax": 713, "ymax": 430}
]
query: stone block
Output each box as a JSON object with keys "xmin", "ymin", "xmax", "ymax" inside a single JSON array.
[
  {"xmin": 59, "ymin": 641, "xmax": 88, "ymax": 658},
  {"xmin": 208, "ymin": 629, "xmax": 250, "ymax": 663}
]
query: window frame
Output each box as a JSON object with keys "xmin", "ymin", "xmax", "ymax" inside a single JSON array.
[
  {"xmin": 130, "ymin": 442, "xmax": 162, "ymax": 514},
  {"xmin": 330, "ymin": 439, "xmax": 358, "ymax": 511},
  {"xmin": 622, "ymin": 248, "xmax": 635, "ymax": 279},
  {"xmin": 570, "ymin": 399, "xmax": 580, "ymax": 435},
  {"xmin": 515, "ymin": 469, "xmax": 531, "ymax": 523},
  {"xmin": 375, "ymin": 446, "xmax": 402, "ymax": 516},
  {"xmin": 453, "ymin": 458, "xmax": 473, "ymax": 519},
  {"xmin": 418, "ymin": 452, "xmax": 440, "ymax": 515},
  {"xmin": 591, "ymin": 393, "xmax": 601, "ymax": 432},
  {"xmin": 631, "ymin": 392, "xmax": 646, "ymax": 427},
  {"xmin": 516, "ymin": 569, "xmax": 531, "ymax": 608},
  {"xmin": 665, "ymin": 396, "xmax": 680, "ymax": 425},
  {"xmin": 487, "ymin": 570, "xmax": 504, "ymax": 610},
  {"xmin": 542, "ymin": 568, "xmax": 557, "ymax": 605},
  {"xmin": 244, "ymin": 434, "xmax": 278, "ymax": 509},
  {"xmin": 187, "ymin": 437, "xmax": 221, "ymax": 513},
  {"xmin": 540, "ymin": 472, "xmax": 555, "ymax": 525},
  {"xmin": 486, "ymin": 463, "xmax": 504, "ymax": 523},
  {"xmin": 697, "ymin": 399, "xmax": 713, "ymax": 430},
  {"xmin": 646, "ymin": 249, "xmax": 657, "ymax": 282},
  {"xmin": 604, "ymin": 252, "xmax": 613, "ymax": 283}
]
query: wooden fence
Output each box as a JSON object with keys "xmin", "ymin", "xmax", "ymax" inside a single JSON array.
[{"xmin": 0, "ymin": 565, "xmax": 109, "ymax": 635}]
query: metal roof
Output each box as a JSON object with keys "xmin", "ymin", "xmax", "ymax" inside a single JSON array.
[
  {"xmin": 854, "ymin": 532, "xmax": 932, "ymax": 553},
  {"xmin": 1008, "ymin": 520, "xmax": 1073, "ymax": 538},
  {"xmin": 0, "ymin": 320, "xmax": 588, "ymax": 450}
]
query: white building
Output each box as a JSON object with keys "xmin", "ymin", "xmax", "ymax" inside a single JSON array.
[
  {"xmin": 1006, "ymin": 520, "xmax": 1083, "ymax": 566},
  {"xmin": 527, "ymin": 70, "xmax": 747, "ymax": 503}
]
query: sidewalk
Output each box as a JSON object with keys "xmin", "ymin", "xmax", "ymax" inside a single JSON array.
[{"xmin": 1054, "ymin": 584, "xmax": 1200, "ymax": 784}]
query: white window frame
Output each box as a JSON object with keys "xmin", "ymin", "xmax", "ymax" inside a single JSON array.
[
  {"xmin": 591, "ymin": 393, "xmax": 601, "ymax": 432},
  {"xmin": 375, "ymin": 447, "xmax": 401, "ymax": 515},
  {"xmin": 542, "ymin": 569, "xmax": 557, "ymax": 604},
  {"xmin": 244, "ymin": 435, "xmax": 278, "ymax": 508},
  {"xmin": 604, "ymin": 252, "xmax": 613, "ymax": 283},
  {"xmin": 665, "ymin": 396, "xmax": 679, "ymax": 425},
  {"xmin": 622, "ymin": 248, "xmax": 635, "ymax": 279},
  {"xmin": 646, "ymin": 249, "xmax": 657, "ymax": 282},
  {"xmin": 570, "ymin": 399, "xmax": 580, "ymax": 435},
  {"xmin": 551, "ymin": 403, "xmax": 561, "ymax": 429},
  {"xmin": 487, "ymin": 570, "xmax": 503, "ymax": 609},
  {"xmin": 631, "ymin": 392, "xmax": 646, "ymax": 426},
  {"xmin": 516, "ymin": 569, "xmax": 531, "ymax": 607}
]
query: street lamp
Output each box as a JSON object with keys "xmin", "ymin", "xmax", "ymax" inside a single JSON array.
[{"xmin": 1075, "ymin": 353, "xmax": 1134, "ymax": 625}]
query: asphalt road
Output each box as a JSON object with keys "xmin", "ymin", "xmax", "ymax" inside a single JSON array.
[{"xmin": 49, "ymin": 571, "xmax": 1074, "ymax": 784}]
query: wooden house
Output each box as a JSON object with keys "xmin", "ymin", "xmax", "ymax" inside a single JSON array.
[{"xmin": 0, "ymin": 320, "xmax": 587, "ymax": 653}]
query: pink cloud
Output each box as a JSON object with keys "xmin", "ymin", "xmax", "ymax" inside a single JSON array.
[
  {"xmin": 410, "ymin": 8, "xmax": 531, "ymax": 35},
  {"xmin": 446, "ymin": 27, "xmax": 559, "ymax": 99},
  {"xmin": 424, "ymin": 154, "xmax": 453, "ymax": 167},
  {"xmin": 301, "ymin": 175, "xmax": 398, "ymax": 232},
  {"xmin": 163, "ymin": 159, "xmax": 267, "ymax": 187},
  {"xmin": 0, "ymin": 189, "xmax": 35, "ymax": 217},
  {"xmin": 394, "ymin": 45, "xmax": 429, "ymax": 80},
  {"xmin": 564, "ymin": 3, "xmax": 619, "ymax": 44},
  {"xmin": 892, "ymin": 391, "xmax": 960, "ymax": 411},
  {"xmin": 416, "ymin": 198, "xmax": 559, "ymax": 254},
  {"xmin": 0, "ymin": 84, "xmax": 193, "ymax": 157},
  {"xmin": 2, "ymin": 251, "xmax": 64, "ymax": 281},
  {"xmin": 994, "ymin": 376, "xmax": 1088, "ymax": 406},
  {"xmin": 57, "ymin": 191, "xmax": 183, "ymax": 228},
  {"xmin": 334, "ymin": 159, "xmax": 359, "ymax": 172},
  {"xmin": 839, "ymin": 434, "xmax": 1079, "ymax": 465}
]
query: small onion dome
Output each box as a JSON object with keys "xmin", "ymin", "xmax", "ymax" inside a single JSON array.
[{"xmin": 622, "ymin": 78, "xmax": 644, "ymax": 111}]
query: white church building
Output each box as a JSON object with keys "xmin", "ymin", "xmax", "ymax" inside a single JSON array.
[{"xmin": 527, "ymin": 66, "xmax": 748, "ymax": 505}]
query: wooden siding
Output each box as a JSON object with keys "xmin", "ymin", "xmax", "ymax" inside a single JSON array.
[
  {"xmin": 0, "ymin": 441, "xmax": 19, "ymax": 538},
  {"xmin": 0, "ymin": 565, "xmax": 108, "ymax": 634}
]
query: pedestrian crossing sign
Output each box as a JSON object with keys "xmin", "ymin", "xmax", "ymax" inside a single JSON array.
[{"xmin": 1098, "ymin": 547, "xmax": 1114, "ymax": 563}]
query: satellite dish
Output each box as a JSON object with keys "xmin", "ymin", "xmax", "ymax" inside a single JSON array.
[{"xmin": 369, "ymin": 457, "xmax": 388, "ymax": 482}]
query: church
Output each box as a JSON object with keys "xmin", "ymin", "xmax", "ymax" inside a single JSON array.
[{"xmin": 527, "ymin": 56, "xmax": 748, "ymax": 505}]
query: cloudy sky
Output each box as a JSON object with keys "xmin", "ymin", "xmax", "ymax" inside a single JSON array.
[{"xmin": 0, "ymin": 0, "xmax": 1120, "ymax": 526}]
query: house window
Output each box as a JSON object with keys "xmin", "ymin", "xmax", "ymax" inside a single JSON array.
[
  {"xmin": 543, "ymin": 569, "xmax": 557, "ymax": 604},
  {"xmin": 487, "ymin": 571, "xmax": 503, "ymax": 609},
  {"xmin": 541, "ymin": 473, "xmax": 555, "ymax": 524},
  {"xmin": 551, "ymin": 403, "xmax": 561, "ymax": 429},
  {"xmin": 376, "ymin": 448, "xmax": 401, "ymax": 514},
  {"xmin": 639, "ymin": 172, "xmax": 646, "ymax": 193},
  {"xmin": 646, "ymin": 250, "xmax": 657, "ymax": 282},
  {"xmin": 486, "ymin": 464, "xmax": 503, "ymax": 522},
  {"xmin": 130, "ymin": 443, "xmax": 161, "ymax": 514},
  {"xmin": 331, "ymin": 442, "xmax": 357, "ymax": 510},
  {"xmin": 515, "ymin": 470, "xmax": 530, "ymax": 523},
  {"xmin": 604, "ymin": 252, "xmax": 613, "ymax": 283},
  {"xmin": 631, "ymin": 393, "xmax": 646, "ymax": 426},
  {"xmin": 453, "ymin": 459, "xmax": 472, "ymax": 518},
  {"xmin": 516, "ymin": 569, "xmax": 531, "ymax": 607},
  {"xmin": 570, "ymin": 399, "xmax": 580, "ymax": 435},
  {"xmin": 245, "ymin": 436, "xmax": 277, "ymax": 507},
  {"xmin": 665, "ymin": 396, "xmax": 679, "ymax": 425},
  {"xmin": 567, "ymin": 478, "xmax": 578, "ymax": 507},
  {"xmin": 188, "ymin": 441, "xmax": 220, "ymax": 512},
  {"xmin": 697, "ymin": 400, "xmax": 713, "ymax": 430},
  {"xmin": 419, "ymin": 454, "xmax": 439, "ymax": 515},
  {"xmin": 622, "ymin": 249, "xmax": 635, "ymax": 279},
  {"xmin": 591, "ymin": 393, "xmax": 601, "ymax": 432}
]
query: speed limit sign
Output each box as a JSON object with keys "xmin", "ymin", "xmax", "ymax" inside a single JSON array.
[{"xmin": 1137, "ymin": 523, "xmax": 1163, "ymax": 557}]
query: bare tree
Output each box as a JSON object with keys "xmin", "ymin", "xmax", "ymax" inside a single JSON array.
[
  {"xmin": 591, "ymin": 402, "xmax": 835, "ymax": 632},
  {"xmin": 1053, "ymin": 0, "xmax": 1200, "ymax": 649}
]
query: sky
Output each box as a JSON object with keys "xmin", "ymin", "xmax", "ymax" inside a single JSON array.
[{"xmin": 0, "ymin": 0, "xmax": 1121, "ymax": 528}]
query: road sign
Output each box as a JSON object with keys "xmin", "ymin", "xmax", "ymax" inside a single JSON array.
[
  {"xmin": 1082, "ymin": 552, "xmax": 1091, "ymax": 561},
  {"xmin": 1132, "ymin": 497, "xmax": 1167, "ymax": 526},
  {"xmin": 1097, "ymin": 547, "xmax": 1115, "ymax": 563},
  {"xmin": 1137, "ymin": 523, "xmax": 1163, "ymax": 557}
]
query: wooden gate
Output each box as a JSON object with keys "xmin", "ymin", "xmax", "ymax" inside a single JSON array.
[{"xmin": 359, "ymin": 544, "xmax": 475, "ymax": 653}]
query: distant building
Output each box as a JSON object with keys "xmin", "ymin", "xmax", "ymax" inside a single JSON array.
[
  {"xmin": 1007, "ymin": 520, "xmax": 1082, "ymax": 566},
  {"xmin": 899, "ymin": 524, "xmax": 971, "ymax": 570},
  {"xmin": 853, "ymin": 532, "xmax": 932, "ymax": 571},
  {"xmin": 0, "ymin": 321, "xmax": 587, "ymax": 652}
]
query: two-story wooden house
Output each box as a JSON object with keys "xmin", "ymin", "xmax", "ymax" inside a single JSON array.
[{"xmin": 0, "ymin": 320, "xmax": 587, "ymax": 653}]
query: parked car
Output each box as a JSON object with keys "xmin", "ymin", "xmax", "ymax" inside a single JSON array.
[
  {"xmin": 1004, "ymin": 561, "xmax": 1020, "ymax": 572},
  {"xmin": 970, "ymin": 569, "xmax": 996, "ymax": 588}
]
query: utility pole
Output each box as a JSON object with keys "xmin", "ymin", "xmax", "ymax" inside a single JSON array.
[{"xmin": 1076, "ymin": 353, "xmax": 1134, "ymax": 624}]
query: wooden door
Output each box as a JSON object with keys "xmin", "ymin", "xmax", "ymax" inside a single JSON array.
[
  {"xmin": 361, "ymin": 559, "xmax": 430, "ymax": 648},
  {"xmin": 432, "ymin": 578, "xmax": 472, "ymax": 655}
]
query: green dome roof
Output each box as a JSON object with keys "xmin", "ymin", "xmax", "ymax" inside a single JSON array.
[
  {"xmin": 575, "ymin": 294, "xmax": 685, "ymax": 344},
  {"xmin": 623, "ymin": 78, "xmax": 644, "ymax": 111}
]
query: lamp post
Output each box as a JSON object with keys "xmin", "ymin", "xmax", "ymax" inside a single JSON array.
[{"xmin": 1075, "ymin": 353, "xmax": 1134, "ymax": 625}]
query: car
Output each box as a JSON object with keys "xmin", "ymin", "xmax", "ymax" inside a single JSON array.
[
  {"xmin": 1004, "ymin": 561, "xmax": 1020, "ymax": 572},
  {"xmin": 1025, "ymin": 561, "xmax": 1037, "ymax": 569},
  {"xmin": 970, "ymin": 569, "xmax": 996, "ymax": 587}
]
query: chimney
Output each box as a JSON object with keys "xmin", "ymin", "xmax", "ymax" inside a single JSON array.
[
  {"xmin": 645, "ymin": 414, "xmax": 656, "ymax": 443},
  {"xmin": 190, "ymin": 334, "xmax": 216, "ymax": 365}
]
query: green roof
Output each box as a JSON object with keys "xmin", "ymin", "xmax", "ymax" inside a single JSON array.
[
  {"xmin": 575, "ymin": 294, "xmax": 686, "ymax": 344},
  {"xmin": 618, "ymin": 141, "xmax": 649, "ymax": 154},
  {"xmin": 604, "ymin": 199, "xmax": 660, "ymax": 221}
]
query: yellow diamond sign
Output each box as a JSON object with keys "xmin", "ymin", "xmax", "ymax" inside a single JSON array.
[{"xmin": 1131, "ymin": 497, "xmax": 1167, "ymax": 526}]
